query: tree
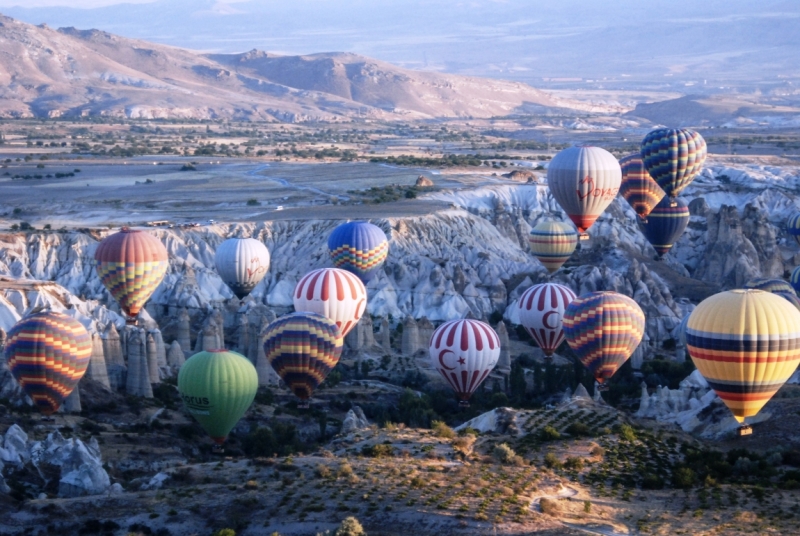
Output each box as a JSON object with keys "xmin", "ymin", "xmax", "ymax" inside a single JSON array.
[
  {"xmin": 335, "ymin": 517, "xmax": 365, "ymax": 536},
  {"xmin": 509, "ymin": 362, "xmax": 527, "ymax": 402}
]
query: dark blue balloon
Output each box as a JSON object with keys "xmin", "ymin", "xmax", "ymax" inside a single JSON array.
[
  {"xmin": 327, "ymin": 221, "xmax": 388, "ymax": 283},
  {"xmin": 638, "ymin": 197, "xmax": 689, "ymax": 257}
]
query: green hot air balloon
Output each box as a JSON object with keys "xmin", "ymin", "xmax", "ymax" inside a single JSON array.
[{"xmin": 178, "ymin": 349, "xmax": 258, "ymax": 446}]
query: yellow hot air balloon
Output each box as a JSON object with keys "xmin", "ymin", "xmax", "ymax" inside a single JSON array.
[
  {"xmin": 528, "ymin": 221, "xmax": 578, "ymax": 273},
  {"xmin": 686, "ymin": 289, "xmax": 800, "ymax": 435}
]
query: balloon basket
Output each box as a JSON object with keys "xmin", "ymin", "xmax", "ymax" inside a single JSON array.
[
  {"xmin": 458, "ymin": 400, "xmax": 470, "ymax": 408},
  {"xmin": 596, "ymin": 383, "xmax": 610, "ymax": 392},
  {"xmin": 297, "ymin": 400, "xmax": 310, "ymax": 409},
  {"xmin": 737, "ymin": 425, "xmax": 753, "ymax": 437},
  {"xmin": 125, "ymin": 317, "xmax": 138, "ymax": 326},
  {"xmin": 578, "ymin": 233, "xmax": 590, "ymax": 241},
  {"xmin": 669, "ymin": 199, "xmax": 678, "ymax": 208},
  {"xmin": 212, "ymin": 444, "xmax": 225, "ymax": 455}
]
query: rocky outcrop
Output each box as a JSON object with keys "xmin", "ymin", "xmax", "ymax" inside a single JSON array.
[
  {"xmin": 340, "ymin": 406, "xmax": 370, "ymax": 435},
  {"xmin": 86, "ymin": 333, "xmax": 111, "ymax": 390},
  {"xmin": 30, "ymin": 430, "xmax": 112, "ymax": 497},
  {"xmin": 401, "ymin": 315, "xmax": 420, "ymax": 356},
  {"xmin": 416, "ymin": 175, "xmax": 434, "ymax": 187},
  {"xmin": 177, "ymin": 308, "xmax": 192, "ymax": 357},
  {"xmin": 126, "ymin": 330, "xmax": 153, "ymax": 398},
  {"xmin": 344, "ymin": 314, "xmax": 376, "ymax": 354},
  {"xmin": 496, "ymin": 321, "xmax": 511, "ymax": 373},
  {"xmin": 101, "ymin": 323, "xmax": 125, "ymax": 390},
  {"xmin": 63, "ymin": 388, "xmax": 81, "ymax": 413},
  {"xmin": 417, "ymin": 317, "xmax": 434, "ymax": 350},
  {"xmin": 502, "ymin": 169, "xmax": 536, "ymax": 183},
  {"xmin": 379, "ymin": 317, "xmax": 391, "ymax": 351},
  {"xmin": 146, "ymin": 333, "xmax": 160, "ymax": 384},
  {"xmin": 167, "ymin": 341, "xmax": 185, "ymax": 372}
]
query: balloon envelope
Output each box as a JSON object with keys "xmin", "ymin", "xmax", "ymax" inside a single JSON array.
[
  {"xmin": 214, "ymin": 238, "xmax": 270, "ymax": 299},
  {"xmin": 429, "ymin": 319, "xmax": 500, "ymax": 402},
  {"xmin": 95, "ymin": 228, "xmax": 169, "ymax": 323},
  {"xmin": 686, "ymin": 289, "xmax": 800, "ymax": 423},
  {"xmin": 546, "ymin": 146, "xmax": 621, "ymax": 234},
  {"xmin": 517, "ymin": 283, "xmax": 577, "ymax": 357},
  {"xmin": 5, "ymin": 311, "xmax": 91, "ymax": 414},
  {"xmin": 787, "ymin": 213, "xmax": 800, "ymax": 247},
  {"xmin": 263, "ymin": 312, "xmax": 343, "ymax": 401},
  {"xmin": 640, "ymin": 128, "xmax": 707, "ymax": 199},
  {"xmin": 618, "ymin": 154, "xmax": 665, "ymax": 219},
  {"xmin": 328, "ymin": 221, "xmax": 388, "ymax": 283},
  {"xmin": 177, "ymin": 349, "xmax": 258, "ymax": 444},
  {"xmin": 744, "ymin": 278, "xmax": 796, "ymax": 296},
  {"xmin": 563, "ymin": 291, "xmax": 645, "ymax": 383},
  {"xmin": 638, "ymin": 197, "xmax": 690, "ymax": 256},
  {"xmin": 791, "ymin": 267, "xmax": 800, "ymax": 295},
  {"xmin": 294, "ymin": 268, "xmax": 367, "ymax": 338},
  {"xmin": 528, "ymin": 221, "xmax": 578, "ymax": 273}
]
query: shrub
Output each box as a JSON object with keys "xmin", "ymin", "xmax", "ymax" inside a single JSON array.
[
  {"xmin": 540, "ymin": 498, "xmax": 560, "ymax": 516},
  {"xmin": 540, "ymin": 426, "xmax": 561, "ymax": 441},
  {"xmin": 590, "ymin": 445, "xmax": 605, "ymax": 457},
  {"xmin": 246, "ymin": 198, "xmax": 260, "ymax": 206},
  {"xmin": 315, "ymin": 464, "xmax": 331, "ymax": 479},
  {"xmin": 337, "ymin": 462, "xmax": 354, "ymax": 478},
  {"xmin": 493, "ymin": 443, "xmax": 517, "ymax": 465},
  {"xmin": 361, "ymin": 444, "xmax": 395, "ymax": 457},
  {"xmin": 335, "ymin": 516, "xmax": 365, "ymax": 536},
  {"xmin": 453, "ymin": 435, "xmax": 476, "ymax": 456},
  {"xmin": 642, "ymin": 473, "xmax": 664, "ymax": 490},
  {"xmin": 617, "ymin": 424, "xmax": 637, "ymax": 442},
  {"xmin": 565, "ymin": 422, "xmax": 591, "ymax": 437},
  {"xmin": 564, "ymin": 456, "xmax": 584, "ymax": 471},
  {"xmin": 432, "ymin": 420, "xmax": 456, "ymax": 439},
  {"xmin": 672, "ymin": 467, "xmax": 696, "ymax": 489},
  {"xmin": 212, "ymin": 530, "xmax": 236, "ymax": 536},
  {"xmin": 583, "ymin": 500, "xmax": 591, "ymax": 513},
  {"xmin": 544, "ymin": 452, "xmax": 562, "ymax": 470}
]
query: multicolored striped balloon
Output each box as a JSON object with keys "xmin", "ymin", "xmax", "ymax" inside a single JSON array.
[
  {"xmin": 178, "ymin": 349, "xmax": 258, "ymax": 445},
  {"xmin": 263, "ymin": 312, "xmax": 343, "ymax": 401},
  {"xmin": 516, "ymin": 283, "xmax": 577, "ymax": 357},
  {"xmin": 686, "ymin": 289, "xmax": 800, "ymax": 423},
  {"xmin": 638, "ymin": 197, "xmax": 690, "ymax": 256},
  {"xmin": 293, "ymin": 268, "xmax": 367, "ymax": 338},
  {"xmin": 787, "ymin": 213, "xmax": 800, "ymax": 246},
  {"xmin": 528, "ymin": 221, "xmax": 578, "ymax": 273},
  {"xmin": 328, "ymin": 221, "xmax": 388, "ymax": 283},
  {"xmin": 5, "ymin": 311, "xmax": 91, "ymax": 414},
  {"xmin": 95, "ymin": 228, "xmax": 169, "ymax": 324},
  {"xmin": 547, "ymin": 146, "xmax": 621, "ymax": 235},
  {"xmin": 775, "ymin": 291, "xmax": 800, "ymax": 312},
  {"xmin": 563, "ymin": 292, "xmax": 645, "ymax": 383},
  {"xmin": 214, "ymin": 237, "xmax": 271, "ymax": 300},
  {"xmin": 618, "ymin": 154, "xmax": 665, "ymax": 219},
  {"xmin": 429, "ymin": 319, "xmax": 500, "ymax": 405},
  {"xmin": 791, "ymin": 266, "xmax": 800, "ymax": 294},
  {"xmin": 640, "ymin": 128, "xmax": 707, "ymax": 200},
  {"xmin": 743, "ymin": 278, "xmax": 796, "ymax": 296}
]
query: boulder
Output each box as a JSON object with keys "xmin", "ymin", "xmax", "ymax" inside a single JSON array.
[
  {"xmin": 340, "ymin": 406, "xmax": 370, "ymax": 435},
  {"xmin": 0, "ymin": 424, "xmax": 30, "ymax": 465},
  {"xmin": 416, "ymin": 175, "xmax": 434, "ymax": 187},
  {"xmin": 30, "ymin": 431, "xmax": 111, "ymax": 498}
]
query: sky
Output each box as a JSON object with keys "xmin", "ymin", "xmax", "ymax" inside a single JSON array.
[{"xmin": 0, "ymin": 0, "xmax": 797, "ymax": 88}]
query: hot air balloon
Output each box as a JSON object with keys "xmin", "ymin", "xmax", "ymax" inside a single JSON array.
[
  {"xmin": 638, "ymin": 197, "xmax": 690, "ymax": 257},
  {"xmin": 528, "ymin": 221, "xmax": 578, "ymax": 273},
  {"xmin": 547, "ymin": 146, "xmax": 621, "ymax": 238},
  {"xmin": 685, "ymin": 289, "xmax": 800, "ymax": 436},
  {"xmin": 677, "ymin": 312, "xmax": 691, "ymax": 347},
  {"xmin": 177, "ymin": 349, "xmax": 258, "ymax": 447},
  {"xmin": 618, "ymin": 154, "xmax": 665, "ymax": 220},
  {"xmin": 744, "ymin": 278, "xmax": 796, "ymax": 296},
  {"xmin": 293, "ymin": 268, "xmax": 367, "ymax": 338},
  {"xmin": 95, "ymin": 228, "xmax": 169, "ymax": 324},
  {"xmin": 516, "ymin": 283, "xmax": 577, "ymax": 360},
  {"xmin": 429, "ymin": 319, "xmax": 500, "ymax": 407},
  {"xmin": 214, "ymin": 237, "xmax": 271, "ymax": 300},
  {"xmin": 791, "ymin": 266, "xmax": 800, "ymax": 295},
  {"xmin": 640, "ymin": 128, "xmax": 707, "ymax": 204},
  {"xmin": 328, "ymin": 221, "xmax": 388, "ymax": 283},
  {"xmin": 787, "ymin": 213, "xmax": 800, "ymax": 246},
  {"xmin": 263, "ymin": 312, "xmax": 342, "ymax": 407},
  {"xmin": 563, "ymin": 291, "xmax": 645, "ymax": 389},
  {"xmin": 775, "ymin": 291, "xmax": 800, "ymax": 312},
  {"xmin": 5, "ymin": 311, "xmax": 91, "ymax": 414}
]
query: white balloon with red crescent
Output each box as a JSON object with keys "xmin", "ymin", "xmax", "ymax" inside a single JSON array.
[
  {"xmin": 293, "ymin": 268, "xmax": 367, "ymax": 338},
  {"xmin": 429, "ymin": 319, "xmax": 501, "ymax": 403},
  {"xmin": 516, "ymin": 283, "xmax": 577, "ymax": 357}
]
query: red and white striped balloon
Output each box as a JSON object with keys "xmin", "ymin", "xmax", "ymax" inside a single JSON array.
[
  {"xmin": 516, "ymin": 283, "xmax": 577, "ymax": 357},
  {"xmin": 293, "ymin": 268, "xmax": 367, "ymax": 338},
  {"xmin": 429, "ymin": 319, "xmax": 500, "ymax": 403}
]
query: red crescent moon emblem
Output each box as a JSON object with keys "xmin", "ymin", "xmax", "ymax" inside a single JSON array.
[
  {"xmin": 438, "ymin": 349, "xmax": 456, "ymax": 371},
  {"xmin": 542, "ymin": 311, "xmax": 559, "ymax": 330}
]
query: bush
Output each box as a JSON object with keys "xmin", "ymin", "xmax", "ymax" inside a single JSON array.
[
  {"xmin": 544, "ymin": 452, "xmax": 562, "ymax": 470},
  {"xmin": 315, "ymin": 464, "xmax": 331, "ymax": 479},
  {"xmin": 540, "ymin": 497, "xmax": 560, "ymax": 516},
  {"xmin": 246, "ymin": 198, "xmax": 260, "ymax": 206},
  {"xmin": 432, "ymin": 420, "xmax": 456, "ymax": 439},
  {"xmin": 335, "ymin": 516, "xmax": 365, "ymax": 536},
  {"xmin": 540, "ymin": 426, "xmax": 561, "ymax": 441},
  {"xmin": 617, "ymin": 424, "xmax": 637, "ymax": 442},
  {"xmin": 212, "ymin": 530, "xmax": 236, "ymax": 536},
  {"xmin": 564, "ymin": 456, "xmax": 584, "ymax": 471},
  {"xmin": 361, "ymin": 444, "xmax": 395, "ymax": 458},
  {"xmin": 453, "ymin": 435, "xmax": 476, "ymax": 456},
  {"xmin": 672, "ymin": 467, "xmax": 696, "ymax": 489},
  {"xmin": 493, "ymin": 443, "xmax": 518, "ymax": 465},
  {"xmin": 642, "ymin": 473, "xmax": 664, "ymax": 490},
  {"xmin": 566, "ymin": 422, "xmax": 591, "ymax": 437}
]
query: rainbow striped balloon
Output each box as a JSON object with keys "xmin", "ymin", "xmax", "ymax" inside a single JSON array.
[
  {"xmin": 5, "ymin": 312, "xmax": 91, "ymax": 414},
  {"xmin": 263, "ymin": 312, "xmax": 343, "ymax": 401},
  {"xmin": 640, "ymin": 128, "xmax": 707, "ymax": 199},
  {"xmin": 791, "ymin": 266, "xmax": 800, "ymax": 294},
  {"xmin": 618, "ymin": 154, "xmax": 665, "ymax": 219},
  {"xmin": 95, "ymin": 228, "xmax": 169, "ymax": 324},
  {"xmin": 528, "ymin": 221, "xmax": 578, "ymax": 273},
  {"xmin": 787, "ymin": 213, "xmax": 800, "ymax": 246},
  {"xmin": 563, "ymin": 292, "xmax": 645, "ymax": 383},
  {"xmin": 328, "ymin": 221, "xmax": 388, "ymax": 283},
  {"xmin": 686, "ymin": 289, "xmax": 800, "ymax": 423},
  {"xmin": 638, "ymin": 197, "xmax": 690, "ymax": 256}
]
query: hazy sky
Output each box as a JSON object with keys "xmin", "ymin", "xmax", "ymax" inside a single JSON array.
[{"xmin": 1, "ymin": 0, "xmax": 797, "ymax": 87}]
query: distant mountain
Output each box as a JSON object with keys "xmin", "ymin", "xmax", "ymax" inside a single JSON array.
[{"xmin": 0, "ymin": 15, "xmax": 572, "ymax": 121}]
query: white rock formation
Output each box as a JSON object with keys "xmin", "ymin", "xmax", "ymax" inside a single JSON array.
[
  {"xmin": 167, "ymin": 341, "xmax": 185, "ymax": 372},
  {"xmin": 126, "ymin": 330, "xmax": 153, "ymax": 398},
  {"xmin": 401, "ymin": 315, "xmax": 420, "ymax": 356},
  {"xmin": 30, "ymin": 430, "xmax": 111, "ymax": 497},
  {"xmin": 379, "ymin": 317, "xmax": 391, "ymax": 351},
  {"xmin": 177, "ymin": 307, "xmax": 192, "ymax": 357},
  {"xmin": 496, "ymin": 321, "xmax": 511, "ymax": 373},
  {"xmin": 87, "ymin": 333, "xmax": 111, "ymax": 390},
  {"xmin": 1, "ymin": 424, "xmax": 30, "ymax": 465},
  {"xmin": 146, "ymin": 332, "xmax": 160, "ymax": 384},
  {"xmin": 63, "ymin": 388, "xmax": 81, "ymax": 413},
  {"xmin": 340, "ymin": 406, "xmax": 371, "ymax": 435}
]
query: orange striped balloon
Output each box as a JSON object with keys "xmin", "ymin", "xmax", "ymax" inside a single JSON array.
[
  {"xmin": 5, "ymin": 311, "xmax": 91, "ymax": 414},
  {"xmin": 528, "ymin": 221, "xmax": 578, "ymax": 273}
]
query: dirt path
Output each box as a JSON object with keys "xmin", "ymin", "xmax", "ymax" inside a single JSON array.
[{"xmin": 530, "ymin": 485, "xmax": 630, "ymax": 536}]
